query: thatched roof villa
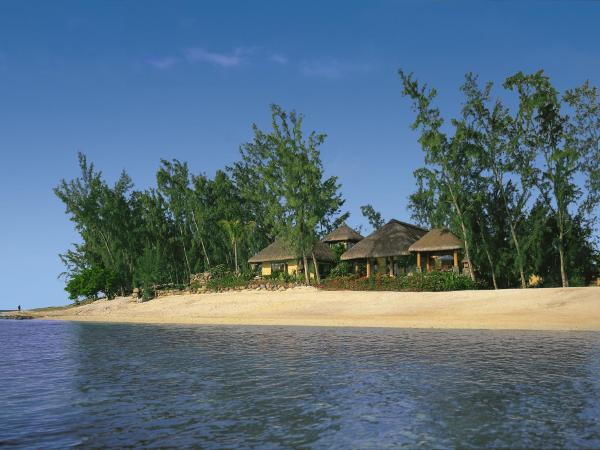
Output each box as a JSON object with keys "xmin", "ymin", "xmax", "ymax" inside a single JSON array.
[
  {"xmin": 322, "ymin": 223, "xmax": 364, "ymax": 249},
  {"xmin": 340, "ymin": 219, "xmax": 428, "ymax": 276},
  {"xmin": 408, "ymin": 228, "xmax": 464, "ymax": 272},
  {"xmin": 248, "ymin": 238, "xmax": 336, "ymax": 278},
  {"xmin": 249, "ymin": 222, "xmax": 467, "ymax": 280}
]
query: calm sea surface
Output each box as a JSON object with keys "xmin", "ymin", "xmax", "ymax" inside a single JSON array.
[{"xmin": 1, "ymin": 321, "xmax": 600, "ymax": 449}]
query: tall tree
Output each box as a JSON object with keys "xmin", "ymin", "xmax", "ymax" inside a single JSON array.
[
  {"xmin": 236, "ymin": 105, "xmax": 345, "ymax": 284},
  {"xmin": 54, "ymin": 152, "xmax": 136, "ymax": 296},
  {"xmin": 219, "ymin": 219, "xmax": 256, "ymax": 274},
  {"xmin": 461, "ymin": 74, "xmax": 534, "ymax": 288},
  {"xmin": 504, "ymin": 71, "xmax": 597, "ymax": 287},
  {"xmin": 156, "ymin": 160, "xmax": 195, "ymax": 281},
  {"xmin": 400, "ymin": 70, "xmax": 477, "ymax": 281}
]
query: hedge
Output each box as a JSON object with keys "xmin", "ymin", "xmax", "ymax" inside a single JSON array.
[{"xmin": 320, "ymin": 271, "xmax": 485, "ymax": 292}]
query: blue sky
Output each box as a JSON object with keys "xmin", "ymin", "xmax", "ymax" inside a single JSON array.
[{"xmin": 1, "ymin": 0, "xmax": 599, "ymax": 309}]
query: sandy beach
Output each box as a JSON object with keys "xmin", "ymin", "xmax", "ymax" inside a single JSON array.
[{"xmin": 20, "ymin": 286, "xmax": 600, "ymax": 331}]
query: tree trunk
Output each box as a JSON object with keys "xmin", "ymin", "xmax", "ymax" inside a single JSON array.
[
  {"xmin": 311, "ymin": 252, "xmax": 321, "ymax": 284},
  {"xmin": 508, "ymin": 222, "xmax": 527, "ymax": 288},
  {"xmin": 302, "ymin": 253, "xmax": 310, "ymax": 285},
  {"xmin": 234, "ymin": 241, "xmax": 239, "ymax": 275},
  {"xmin": 556, "ymin": 190, "xmax": 569, "ymax": 287},
  {"xmin": 484, "ymin": 248, "xmax": 498, "ymax": 290},
  {"xmin": 558, "ymin": 226, "xmax": 569, "ymax": 287},
  {"xmin": 494, "ymin": 167, "xmax": 527, "ymax": 288},
  {"xmin": 478, "ymin": 224, "xmax": 498, "ymax": 289},
  {"xmin": 460, "ymin": 221, "xmax": 476, "ymax": 282},
  {"xmin": 191, "ymin": 211, "xmax": 211, "ymax": 269},
  {"xmin": 97, "ymin": 227, "xmax": 115, "ymax": 265},
  {"xmin": 179, "ymin": 224, "xmax": 191, "ymax": 280},
  {"xmin": 444, "ymin": 171, "xmax": 476, "ymax": 282}
]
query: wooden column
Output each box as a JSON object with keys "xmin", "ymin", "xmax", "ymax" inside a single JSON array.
[
  {"xmin": 425, "ymin": 254, "xmax": 430, "ymax": 272},
  {"xmin": 366, "ymin": 258, "xmax": 372, "ymax": 277},
  {"xmin": 389, "ymin": 257, "xmax": 394, "ymax": 276},
  {"xmin": 354, "ymin": 262, "xmax": 359, "ymax": 274},
  {"xmin": 416, "ymin": 252, "xmax": 421, "ymax": 271},
  {"xmin": 453, "ymin": 250, "xmax": 458, "ymax": 269}
]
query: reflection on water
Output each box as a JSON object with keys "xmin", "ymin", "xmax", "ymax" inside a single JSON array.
[{"xmin": 1, "ymin": 321, "xmax": 600, "ymax": 448}]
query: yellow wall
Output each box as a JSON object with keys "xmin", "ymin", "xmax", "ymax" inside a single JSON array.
[
  {"xmin": 287, "ymin": 262, "xmax": 298, "ymax": 275},
  {"xmin": 259, "ymin": 260, "xmax": 327, "ymax": 278},
  {"xmin": 261, "ymin": 260, "xmax": 297, "ymax": 277}
]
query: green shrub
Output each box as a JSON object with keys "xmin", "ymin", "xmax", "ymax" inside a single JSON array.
[
  {"xmin": 142, "ymin": 286, "xmax": 155, "ymax": 300},
  {"xmin": 208, "ymin": 264, "xmax": 229, "ymax": 279},
  {"xmin": 320, "ymin": 271, "xmax": 484, "ymax": 292},
  {"xmin": 329, "ymin": 261, "xmax": 351, "ymax": 278},
  {"xmin": 206, "ymin": 272, "xmax": 254, "ymax": 290},
  {"xmin": 331, "ymin": 243, "xmax": 346, "ymax": 261},
  {"xmin": 65, "ymin": 266, "xmax": 121, "ymax": 301},
  {"xmin": 240, "ymin": 267, "xmax": 259, "ymax": 280},
  {"xmin": 264, "ymin": 271, "xmax": 304, "ymax": 283},
  {"xmin": 569, "ymin": 273, "xmax": 586, "ymax": 287}
]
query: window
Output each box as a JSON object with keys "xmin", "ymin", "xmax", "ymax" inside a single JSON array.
[{"xmin": 271, "ymin": 262, "xmax": 287, "ymax": 274}]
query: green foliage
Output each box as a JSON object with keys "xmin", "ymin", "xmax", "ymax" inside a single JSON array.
[
  {"xmin": 321, "ymin": 272, "xmax": 484, "ymax": 292},
  {"xmin": 400, "ymin": 69, "xmax": 600, "ymax": 288},
  {"xmin": 208, "ymin": 264, "xmax": 229, "ymax": 279},
  {"xmin": 206, "ymin": 272, "xmax": 254, "ymax": 291},
  {"xmin": 329, "ymin": 261, "xmax": 352, "ymax": 278},
  {"xmin": 219, "ymin": 219, "xmax": 256, "ymax": 274},
  {"xmin": 55, "ymin": 90, "xmax": 598, "ymax": 297},
  {"xmin": 360, "ymin": 204, "xmax": 385, "ymax": 231},
  {"xmin": 65, "ymin": 266, "xmax": 120, "ymax": 301},
  {"xmin": 263, "ymin": 271, "xmax": 305, "ymax": 283},
  {"xmin": 233, "ymin": 104, "xmax": 346, "ymax": 284},
  {"xmin": 329, "ymin": 243, "xmax": 346, "ymax": 261}
]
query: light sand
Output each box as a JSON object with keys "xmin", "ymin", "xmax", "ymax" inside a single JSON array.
[{"xmin": 26, "ymin": 286, "xmax": 600, "ymax": 331}]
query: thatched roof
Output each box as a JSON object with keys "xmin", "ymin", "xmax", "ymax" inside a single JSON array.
[
  {"xmin": 322, "ymin": 223, "xmax": 364, "ymax": 243},
  {"xmin": 408, "ymin": 228, "xmax": 463, "ymax": 252},
  {"xmin": 340, "ymin": 219, "xmax": 428, "ymax": 260},
  {"xmin": 248, "ymin": 239, "xmax": 336, "ymax": 263}
]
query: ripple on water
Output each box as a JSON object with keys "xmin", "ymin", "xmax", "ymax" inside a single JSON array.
[{"xmin": 1, "ymin": 321, "xmax": 600, "ymax": 449}]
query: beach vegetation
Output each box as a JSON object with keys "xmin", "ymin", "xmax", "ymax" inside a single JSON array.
[
  {"xmin": 329, "ymin": 261, "xmax": 352, "ymax": 278},
  {"xmin": 400, "ymin": 69, "xmax": 600, "ymax": 288},
  {"xmin": 64, "ymin": 266, "xmax": 120, "ymax": 301},
  {"xmin": 55, "ymin": 105, "xmax": 347, "ymax": 301},
  {"xmin": 360, "ymin": 204, "xmax": 385, "ymax": 231},
  {"xmin": 54, "ymin": 78, "xmax": 599, "ymax": 300},
  {"xmin": 321, "ymin": 272, "xmax": 482, "ymax": 292},
  {"xmin": 232, "ymin": 104, "xmax": 347, "ymax": 284}
]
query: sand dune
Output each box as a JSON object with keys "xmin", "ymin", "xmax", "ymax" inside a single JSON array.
[{"xmin": 27, "ymin": 286, "xmax": 600, "ymax": 331}]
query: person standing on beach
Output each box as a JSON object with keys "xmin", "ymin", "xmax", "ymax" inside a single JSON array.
[{"xmin": 17, "ymin": 305, "xmax": 21, "ymax": 312}]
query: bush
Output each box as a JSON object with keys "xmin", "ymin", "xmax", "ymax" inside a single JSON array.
[
  {"xmin": 329, "ymin": 261, "xmax": 351, "ymax": 278},
  {"xmin": 65, "ymin": 266, "xmax": 121, "ymax": 301},
  {"xmin": 331, "ymin": 243, "xmax": 346, "ymax": 261},
  {"xmin": 208, "ymin": 264, "xmax": 229, "ymax": 280},
  {"xmin": 206, "ymin": 269, "xmax": 255, "ymax": 291},
  {"xmin": 141, "ymin": 286, "xmax": 155, "ymax": 300},
  {"xmin": 264, "ymin": 271, "xmax": 305, "ymax": 284},
  {"xmin": 320, "ymin": 271, "xmax": 484, "ymax": 292},
  {"xmin": 207, "ymin": 275, "xmax": 249, "ymax": 291}
]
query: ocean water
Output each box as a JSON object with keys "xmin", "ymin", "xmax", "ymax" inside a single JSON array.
[{"xmin": 1, "ymin": 321, "xmax": 600, "ymax": 449}]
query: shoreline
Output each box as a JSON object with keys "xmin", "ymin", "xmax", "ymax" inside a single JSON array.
[{"xmin": 16, "ymin": 286, "xmax": 600, "ymax": 331}]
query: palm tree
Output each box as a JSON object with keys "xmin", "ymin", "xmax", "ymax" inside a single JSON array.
[{"xmin": 219, "ymin": 219, "xmax": 256, "ymax": 275}]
